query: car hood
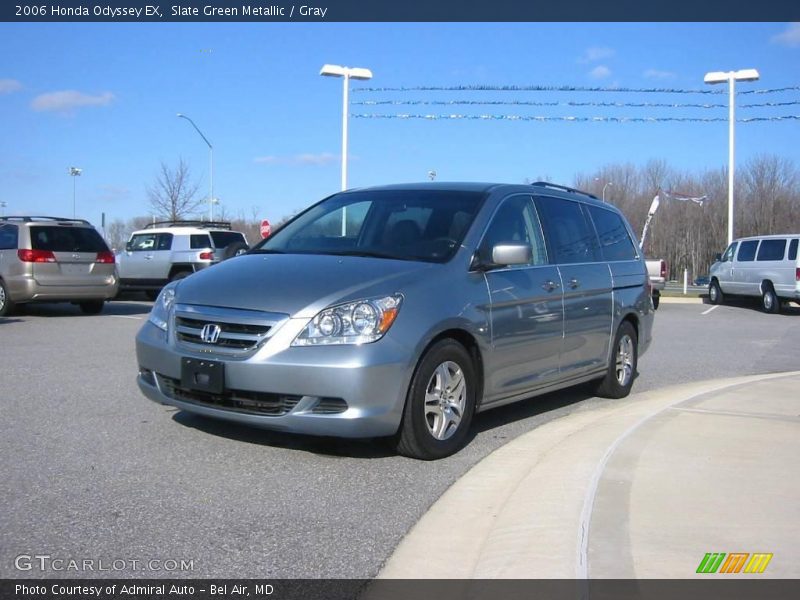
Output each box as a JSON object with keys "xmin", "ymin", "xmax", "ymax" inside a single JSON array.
[{"xmin": 174, "ymin": 253, "xmax": 437, "ymax": 318}]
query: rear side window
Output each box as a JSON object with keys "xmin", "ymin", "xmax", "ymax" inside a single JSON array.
[
  {"xmin": 30, "ymin": 226, "xmax": 108, "ymax": 253},
  {"xmin": 789, "ymin": 239, "xmax": 798, "ymax": 261},
  {"xmin": 0, "ymin": 224, "xmax": 18, "ymax": 250},
  {"xmin": 209, "ymin": 231, "xmax": 246, "ymax": 248},
  {"xmin": 587, "ymin": 206, "xmax": 638, "ymax": 261},
  {"xmin": 535, "ymin": 196, "xmax": 599, "ymax": 264},
  {"xmin": 756, "ymin": 239, "xmax": 786, "ymax": 261},
  {"xmin": 190, "ymin": 234, "xmax": 212, "ymax": 249},
  {"xmin": 737, "ymin": 240, "xmax": 759, "ymax": 262}
]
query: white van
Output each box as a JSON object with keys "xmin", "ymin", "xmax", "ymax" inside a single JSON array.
[{"xmin": 709, "ymin": 234, "xmax": 800, "ymax": 313}]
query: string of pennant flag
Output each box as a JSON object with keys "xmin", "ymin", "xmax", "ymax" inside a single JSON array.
[
  {"xmin": 353, "ymin": 85, "xmax": 800, "ymax": 95},
  {"xmin": 351, "ymin": 114, "xmax": 800, "ymax": 123}
]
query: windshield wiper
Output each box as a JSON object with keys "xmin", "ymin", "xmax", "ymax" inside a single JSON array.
[{"xmin": 329, "ymin": 249, "xmax": 413, "ymax": 261}]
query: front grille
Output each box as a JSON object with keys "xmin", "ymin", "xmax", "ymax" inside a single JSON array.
[
  {"xmin": 175, "ymin": 315, "xmax": 271, "ymax": 350},
  {"xmin": 157, "ymin": 374, "xmax": 301, "ymax": 416},
  {"xmin": 170, "ymin": 303, "xmax": 288, "ymax": 355}
]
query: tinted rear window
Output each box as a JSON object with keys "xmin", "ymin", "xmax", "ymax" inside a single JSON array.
[
  {"xmin": 0, "ymin": 224, "xmax": 18, "ymax": 250},
  {"xmin": 30, "ymin": 226, "xmax": 108, "ymax": 253},
  {"xmin": 209, "ymin": 231, "xmax": 245, "ymax": 248},
  {"xmin": 587, "ymin": 206, "xmax": 638, "ymax": 261},
  {"xmin": 756, "ymin": 239, "xmax": 786, "ymax": 261},
  {"xmin": 737, "ymin": 240, "xmax": 759, "ymax": 262},
  {"xmin": 190, "ymin": 234, "xmax": 212, "ymax": 249}
]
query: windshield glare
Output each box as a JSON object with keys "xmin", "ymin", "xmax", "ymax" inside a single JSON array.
[{"xmin": 254, "ymin": 190, "xmax": 484, "ymax": 262}]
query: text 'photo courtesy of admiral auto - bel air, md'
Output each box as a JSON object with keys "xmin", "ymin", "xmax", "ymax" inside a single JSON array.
[{"xmin": 135, "ymin": 182, "xmax": 654, "ymax": 460}]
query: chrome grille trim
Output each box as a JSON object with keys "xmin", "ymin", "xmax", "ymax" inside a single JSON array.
[{"xmin": 172, "ymin": 303, "xmax": 288, "ymax": 355}]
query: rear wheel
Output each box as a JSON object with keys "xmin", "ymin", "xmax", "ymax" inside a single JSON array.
[
  {"xmin": 170, "ymin": 270, "xmax": 191, "ymax": 282},
  {"xmin": 708, "ymin": 280, "xmax": 724, "ymax": 305},
  {"xmin": 144, "ymin": 290, "xmax": 160, "ymax": 301},
  {"xmin": 395, "ymin": 339, "xmax": 477, "ymax": 460},
  {"xmin": 594, "ymin": 321, "xmax": 638, "ymax": 399},
  {"xmin": 79, "ymin": 300, "xmax": 105, "ymax": 315},
  {"xmin": 761, "ymin": 284, "xmax": 780, "ymax": 314},
  {"xmin": 0, "ymin": 280, "xmax": 16, "ymax": 317}
]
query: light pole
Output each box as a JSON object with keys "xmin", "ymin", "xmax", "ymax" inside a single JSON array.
[
  {"xmin": 0, "ymin": 201, "xmax": 6, "ymax": 216},
  {"xmin": 704, "ymin": 68, "xmax": 760, "ymax": 245},
  {"xmin": 177, "ymin": 113, "xmax": 214, "ymax": 221},
  {"xmin": 69, "ymin": 167, "xmax": 82, "ymax": 218},
  {"xmin": 602, "ymin": 181, "xmax": 613, "ymax": 203}
]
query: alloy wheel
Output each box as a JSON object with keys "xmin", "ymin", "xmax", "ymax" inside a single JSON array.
[
  {"xmin": 424, "ymin": 361, "xmax": 467, "ymax": 441},
  {"xmin": 615, "ymin": 335, "xmax": 634, "ymax": 387}
]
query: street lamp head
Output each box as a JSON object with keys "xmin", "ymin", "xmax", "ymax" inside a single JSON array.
[
  {"xmin": 69, "ymin": 167, "xmax": 82, "ymax": 176},
  {"xmin": 319, "ymin": 64, "xmax": 373, "ymax": 80},
  {"xmin": 704, "ymin": 68, "xmax": 760, "ymax": 84},
  {"xmin": 733, "ymin": 68, "xmax": 760, "ymax": 82},
  {"xmin": 703, "ymin": 71, "xmax": 729, "ymax": 84}
]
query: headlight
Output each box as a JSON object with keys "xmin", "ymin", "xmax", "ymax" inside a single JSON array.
[
  {"xmin": 292, "ymin": 294, "xmax": 402, "ymax": 346},
  {"xmin": 147, "ymin": 283, "xmax": 178, "ymax": 331}
]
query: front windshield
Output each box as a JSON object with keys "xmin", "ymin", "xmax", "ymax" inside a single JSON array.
[{"xmin": 253, "ymin": 190, "xmax": 485, "ymax": 263}]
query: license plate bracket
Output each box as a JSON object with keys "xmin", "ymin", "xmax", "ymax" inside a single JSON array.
[{"xmin": 181, "ymin": 358, "xmax": 224, "ymax": 394}]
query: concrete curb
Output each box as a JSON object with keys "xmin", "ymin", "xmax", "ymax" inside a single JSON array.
[
  {"xmin": 658, "ymin": 296, "xmax": 705, "ymax": 304},
  {"xmin": 378, "ymin": 371, "xmax": 800, "ymax": 579}
]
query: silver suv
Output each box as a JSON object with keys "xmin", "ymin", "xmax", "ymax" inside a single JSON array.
[
  {"xmin": 0, "ymin": 216, "xmax": 118, "ymax": 316},
  {"xmin": 117, "ymin": 221, "xmax": 248, "ymax": 299},
  {"xmin": 136, "ymin": 183, "xmax": 653, "ymax": 459}
]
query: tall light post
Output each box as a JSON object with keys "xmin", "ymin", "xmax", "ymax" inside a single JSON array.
[
  {"xmin": 177, "ymin": 113, "xmax": 214, "ymax": 221},
  {"xmin": 703, "ymin": 68, "xmax": 760, "ymax": 245},
  {"xmin": 69, "ymin": 167, "xmax": 82, "ymax": 218},
  {"xmin": 602, "ymin": 181, "xmax": 613, "ymax": 203},
  {"xmin": 0, "ymin": 201, "xmax": 6, "ymax": 216}
]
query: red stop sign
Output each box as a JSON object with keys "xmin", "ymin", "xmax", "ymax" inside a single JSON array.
[{"xmin": 260, "ymin": 219, "xmax": 271, "ymax": 238}]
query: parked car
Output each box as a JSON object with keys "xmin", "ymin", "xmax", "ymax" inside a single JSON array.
[
  {"xmin": 645, "ymin": 259, "xmax": 668, "ymax": 309},
  {"xmin": 0, "ymin": 216, "xmax": 118, "ymax": 316},
  {"xmin": 135, "ymin": 182, "xmax": 654, "ymax": 459},
  {"xmin": 116, "ymin": 220, "xmax": 248, "ymax": 299},
  {"xmin": 709, "ymin": 234, "xmax": 800, "ymax": 313},
  {"xmin": 693, "ymin": 276, "xmax": 710, "ymax": 287}
]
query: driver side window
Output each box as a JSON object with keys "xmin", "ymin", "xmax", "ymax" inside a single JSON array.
[
  {"xmin": 722, "ymin": 242, "xmax": 738, "ymax": 262},
  {"xmin": 478, "ymin": 195, "xmax": 547, "ymax": 267}
]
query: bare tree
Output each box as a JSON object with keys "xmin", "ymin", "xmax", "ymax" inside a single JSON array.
[{"xmin": 147, "ymin": 158, "xmax": 202, "ymax": 221}]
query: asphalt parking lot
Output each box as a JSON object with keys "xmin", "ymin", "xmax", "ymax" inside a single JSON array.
[{"xmin": 1, "ymin": 298, "xmax": 799, "ymax": 578}]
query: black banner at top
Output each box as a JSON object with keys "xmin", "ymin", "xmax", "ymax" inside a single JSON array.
[{"xmin": 2, "ymin": 0, "xmax": 799, "ymax": 22}]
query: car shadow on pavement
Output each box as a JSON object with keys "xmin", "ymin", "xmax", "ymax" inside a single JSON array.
[
  {"xmin": 171, "ymin": 411, "xmax": 398, "ymax": 459},
  {"xmin": 709, "ymin": 296, "xmax": 800, "ymax": 315},
  {"xmin": 0, "ymin": 317, "xmax": 25, "ymax": 325},
  {"xmin": 17, "ymin": 301, "xmax": 152, "ymax": 317}
]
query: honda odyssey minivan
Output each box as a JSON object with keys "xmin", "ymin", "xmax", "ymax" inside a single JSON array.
[{"xmin": 136, "ymin": 182, "xmax": 653, "ymax": 459}]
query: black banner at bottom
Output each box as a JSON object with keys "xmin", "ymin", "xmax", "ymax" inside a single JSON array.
[{"xmin": 3, "ymin": 580, "xmax": 800, "ymax": 600}]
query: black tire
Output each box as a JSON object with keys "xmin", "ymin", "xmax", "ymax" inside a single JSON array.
[
  {"xmin": 652, "ymin": 290, "xmax": 660, "ymax": 310},
  {"xmin": 0, "ymin": 279, "xmax": 16, "ymax": 317},
  {"xmin": 144, "ymin": 290, "xmax": 160, "ymax": 301},
  {"xmin": 223, "ymin": 241, "xmax": 249, "ymax": 260},
  {"xmin": 708, "ymin": 280, "xmax": 724, "ymax": 305},
  {"xmin": 395, "ymin": 339, "xmax": 477, "ymax": 460},
  {"xmin": 761, "ymin": 284, "xmax": 780, "ymax": 314},
  {"xmin": 594, "ymin": 320, "xmax": 638, "ymax": 399},
  {"xmin": 170, "ymin": 270, "xmax": 191, "ymax": 282},
  {"xmin": 79, "ymin": 300, "xmax": 105, "ymax": 315}
]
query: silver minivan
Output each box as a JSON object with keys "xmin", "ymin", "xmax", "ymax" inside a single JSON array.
[
  {"xmin": 136, "ymin": 183, "xmax": 653, "ymax": 459},
  {"xmin": 709, "ymin": 234, "xmax": 800, "ymax": 313}
]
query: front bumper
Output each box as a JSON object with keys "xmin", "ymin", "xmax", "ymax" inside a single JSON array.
[{"xmin": 135, "ymin": 320, "xmax": 413, "ymax": 438}]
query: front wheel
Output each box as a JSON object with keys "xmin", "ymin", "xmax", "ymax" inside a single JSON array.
[
  {"xmin": 708, "ymin": 280, "xmax": 724, "ymax": 305},
  {"xmin": 594, "ymin": 321, "xmax": 638, "ymax": 399},
  {"xmin": 395, "ymin": 340, "xmax": 477, "ymax": 460}
]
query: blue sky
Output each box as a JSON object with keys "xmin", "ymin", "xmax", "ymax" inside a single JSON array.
[{"xmin": 1, "ymin": 22, "xmax": 798, "ymax": 225}]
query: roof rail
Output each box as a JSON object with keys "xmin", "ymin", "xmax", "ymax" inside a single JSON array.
[
  {"xmin": 0, "ymin": 216, "xmax": 92, "ymax": 225},
  {"xmin": 144, "ymin": 220, "xmax": 232, "ymax": 230},
  {"xmin": 530, "ymin": 181, "xmax": 599, "ymax": 200}
]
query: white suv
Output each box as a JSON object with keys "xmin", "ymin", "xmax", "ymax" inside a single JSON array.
[{"xmin": 117, "ymin": 221, "xmax": 248, "ymax": 299}]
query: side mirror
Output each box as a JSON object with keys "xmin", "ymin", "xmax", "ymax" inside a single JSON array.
[
  {"xmin": 492, "ymin": 243, "xmax": 532, "ymax": 267},
  {"xmin": 714, "ymin": 253, "xmax": 722, "ymax": 262}
]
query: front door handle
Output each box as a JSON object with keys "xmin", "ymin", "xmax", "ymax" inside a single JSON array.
[
  {"xmin": 542, "ymin": 280, "xmax": 560, "ymax": 292},
  {"xmin": 144, "ymin": 255, "xmax": 154, "ymax": 260},
  {"xmin": 568, "ymin": 277, "xmax": 580, "ymax": 289}
]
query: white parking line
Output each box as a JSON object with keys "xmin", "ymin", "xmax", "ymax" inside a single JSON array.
[
  {"xmin": 701, "ymin": 305, "xmax": 719, "ymax": 315},
  {"xmin": 109, "ymin": 315, "xmax": 143, "ymax": 320}
]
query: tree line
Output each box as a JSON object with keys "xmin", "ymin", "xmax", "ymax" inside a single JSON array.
[{"xmin": 106, "ymin": 155, "xmax": 799, "ymax": 281}]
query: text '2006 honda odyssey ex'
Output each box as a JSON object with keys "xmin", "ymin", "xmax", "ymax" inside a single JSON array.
[{"xmin": 136, "ymin": 182, "xmax": 653, "ymax": 459}]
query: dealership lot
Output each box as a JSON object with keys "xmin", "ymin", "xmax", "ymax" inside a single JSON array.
[{"xmin": 2, "ymin": 300, "xmax": 799, "ymax": 578}]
